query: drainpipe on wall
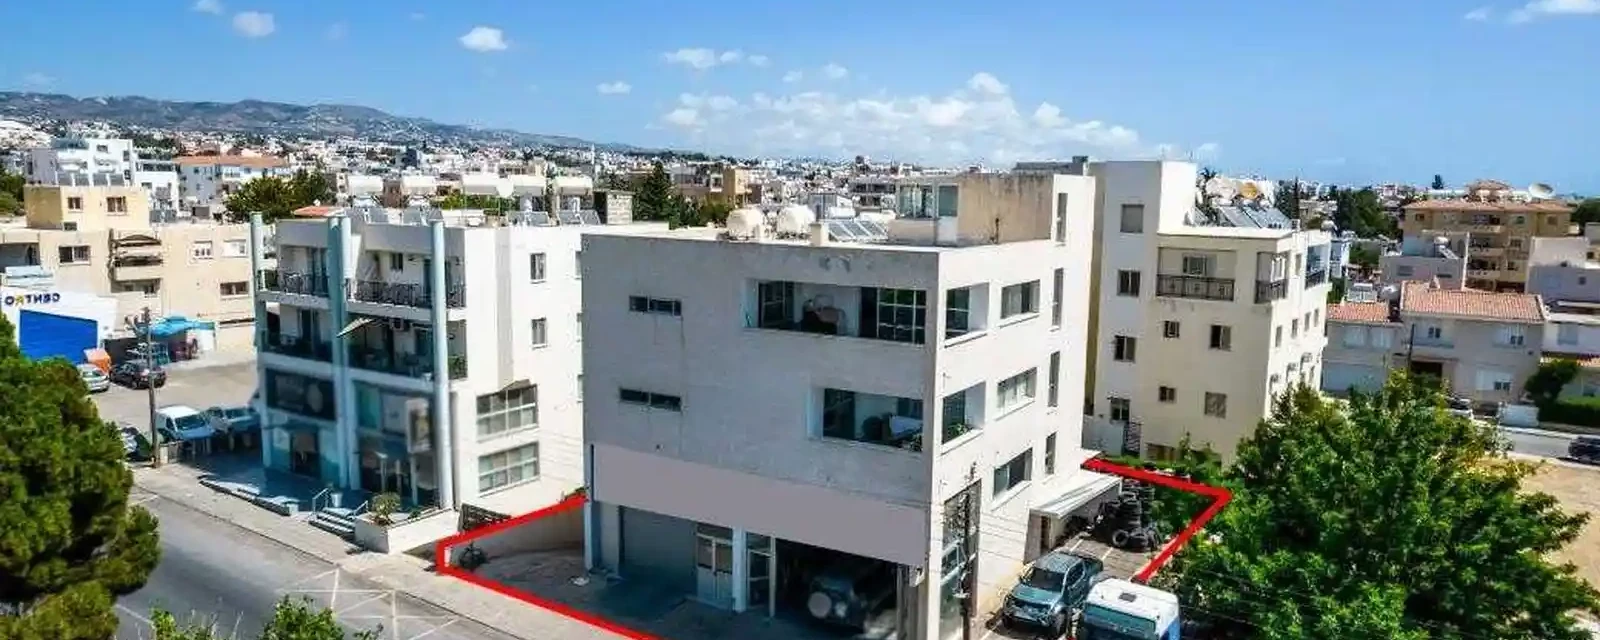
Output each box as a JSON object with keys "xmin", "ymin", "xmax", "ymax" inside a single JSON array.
[{"xmin": 429, "ymin": 220, "xmax": 455, "ymax": 509}]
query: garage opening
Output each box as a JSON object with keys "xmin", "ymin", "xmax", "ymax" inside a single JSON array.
[
  {"xmin": 776, "ymin": 539, "xmax": 902, "ymax": 639},
  {"xmin": 18, "ymin": 309, "xmax": 97, "ymax": 363}
]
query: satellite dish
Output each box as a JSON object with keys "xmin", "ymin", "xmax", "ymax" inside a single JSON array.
[{"xmin": 1528, "ymin": 182, "xmax": 1555, "ymax": 200}]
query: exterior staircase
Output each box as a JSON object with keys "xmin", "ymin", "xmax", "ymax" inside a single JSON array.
[{"xmin": 309, "ymin": 506, "xmax": 358, "ymax": 539}]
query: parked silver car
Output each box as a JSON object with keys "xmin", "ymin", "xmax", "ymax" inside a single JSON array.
[{"xmin": 78, "ymin": 364, "xmax": 111, "ymax": 393}]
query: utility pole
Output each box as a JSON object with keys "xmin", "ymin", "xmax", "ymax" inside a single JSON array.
[
  {"xmin": 141, "ymin": 306, "xmax": 161, "ymax": 468},
  {"xmin": 958, "ymin": 485, "xmax": 976, "ymax": 640}
]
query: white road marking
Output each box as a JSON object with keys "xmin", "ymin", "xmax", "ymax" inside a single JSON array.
[
  {"xmin": 116, "ymin": 603, "xmax": 153, "ymax": 626},
  {"xmin": 331, "ymin": 568, "xmax": 340, "ymax": 610}
]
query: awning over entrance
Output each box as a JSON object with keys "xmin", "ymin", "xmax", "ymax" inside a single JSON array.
[
  {"xmin": 144, "ymin": 315, "xmax": 216, "ymax": 338},
  {"xmin": 1030, "ymin": 469, "xmax": 1121, "ymax": 519}
]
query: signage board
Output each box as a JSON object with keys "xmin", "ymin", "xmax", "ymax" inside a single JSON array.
[{"xmin": 1, "ymin": 292, "xmax": 62, "ymax": 307}]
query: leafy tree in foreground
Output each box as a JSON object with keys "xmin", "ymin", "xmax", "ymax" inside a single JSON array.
[
  {"xmin": 1159, "ymin": 375, "xmax": 1600, "ymax": 640},
  {"xmin": 223, "ymin": 170, "xmax": 337, "ymax": 224},
  {"xmin": 152, "ymin": 596, "xmax": 378, "ymax": 640},
  {"xmin": 1526, "ymin": 358, "xmax": 1581, "ymax": 407},
  {"xmin": 0, "ymin": 314, "xmax": 161, "ymax": 639}
]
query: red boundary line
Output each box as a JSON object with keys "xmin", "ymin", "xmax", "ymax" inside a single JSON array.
[{"xmin": 436, "ymin": 458, "xmax": 1231, "ymax": 638}]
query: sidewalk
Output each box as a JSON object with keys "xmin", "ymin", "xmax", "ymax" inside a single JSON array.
[{"xmin": 132, "ymin": 464, "xmax": 629, "ymax": 640}]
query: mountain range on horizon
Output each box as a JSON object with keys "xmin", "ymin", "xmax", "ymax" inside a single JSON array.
[{"xmin": 0, "ymin": 91, "xmax": 653, "ymax": 153}]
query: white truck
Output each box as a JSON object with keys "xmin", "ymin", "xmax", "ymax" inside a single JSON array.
[{"xmin": 1077, "ymin": 579, "xmax": 1181, "ymax": 640}]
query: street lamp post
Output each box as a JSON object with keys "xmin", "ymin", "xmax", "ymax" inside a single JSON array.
[{"xmin": 140, "ymin": 306, "xmax": 161, "ymax": 467}]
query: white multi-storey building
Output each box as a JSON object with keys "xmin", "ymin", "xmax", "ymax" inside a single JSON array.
[
  {"xmin": 26, "ymin": 137, "xmax": 136, "ymax": 184},
  {"xmin": 580, "ymin": 172, "xmax": 1109, "ymax": 639},
  {"xmin": 177, "ymin": 155, "xmax": 291, "ymax": 208},
  {"xmin": 252, "ymin": 203, "xmax": 655, "ymax": 519},
  {"xmin": 1076, "ymin": 160, "xmax": 1332, "ymax": 461}
]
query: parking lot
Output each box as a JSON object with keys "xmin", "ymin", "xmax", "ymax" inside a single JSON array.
[{"xmin": 93, "ymin": 358, "xmax": 258, "ymax": 428}]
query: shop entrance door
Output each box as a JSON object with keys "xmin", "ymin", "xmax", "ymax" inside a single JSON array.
[
  {"xmin": 289, "ymin": 431, "xmax": 319, "ymax": 479},
  {"xmin": 695, "ymin": 525, "xmax": 734, "ymax": 608}
]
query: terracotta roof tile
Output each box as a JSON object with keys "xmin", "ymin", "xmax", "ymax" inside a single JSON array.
[
  {"xmin": 1544, "ymin": 353, "xmax": 1600, "ymax": 369},
  {"xmin": 173, "ymin": 155, "xmax": 289, "ymax": 169},
  {"xmin": 1399, "ymin": 281, "xmax": 1545, "ymax": 323},
  {"xmin": 1326, "ymin": 301, "xmax": 1394, "ymax": 324},
  {"xmin": 291, "ymin": 205, "xmax": 338, "ymax": 217}
]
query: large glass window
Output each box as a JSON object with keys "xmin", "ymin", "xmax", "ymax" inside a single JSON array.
[
  {"xmin": 992, "ymin": 449, "xmax": 1032, "ymax": 496},
  {"xmin": 476, "ymin": 386, "xmax": 538, "ymax": 439},
  {"xmin": 945, "ymin": 287, "xmax": 973, "ymax": 339},
  {"xmin": 1000, "ymin": 281, "xmax": 1038, "ymax": 318},
  {"xmin": 997, "ymin": 369, "xmax": 1037, "ymax": 410},
  {"xmin": 757, "ymin": 280, "xmax": 796, "ymax": 328},
  {"xmin": 478, "ymin": 443, "xmax": 538, "ymax": 492},
  {"xmin": 867, "ymin": 287, "xmax": 927, "ymax": 344}
]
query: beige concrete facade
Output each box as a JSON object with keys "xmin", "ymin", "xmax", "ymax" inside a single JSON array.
[
  {"xmin": 5, "ymin": 184, "xmax": 264, "ymax": 348},
  {"xmin": 1401, "ymin": 184, "xmax": 1574, "ymax": 292}
]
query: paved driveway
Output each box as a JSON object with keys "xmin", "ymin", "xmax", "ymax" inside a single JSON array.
[{"xmin": 94, "ymin": 359, "xmax": 258, "ymax": 428}]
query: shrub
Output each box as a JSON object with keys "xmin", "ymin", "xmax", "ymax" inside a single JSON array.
[{"xmin": 1537, "ymin": 396, "xmax": 1600, "ymax": 427}]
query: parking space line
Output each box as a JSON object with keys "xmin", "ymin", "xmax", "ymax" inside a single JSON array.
[
  {"xmin": 115, "ymin": 603, "xmax": 153, "ymax": 627},
  {"xmin": 407, "ymin": 619, "xmax": 457, "ymax": 640}
]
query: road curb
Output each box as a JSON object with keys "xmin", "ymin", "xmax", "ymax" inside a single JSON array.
[{"xmin": 131, "ymin": 473, "xmax": 537, "ymax": 639}]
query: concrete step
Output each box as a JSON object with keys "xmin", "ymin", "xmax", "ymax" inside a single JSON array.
[{"xmin": 309, "ymin": 511, "xmax": 355, "ymax": 539}]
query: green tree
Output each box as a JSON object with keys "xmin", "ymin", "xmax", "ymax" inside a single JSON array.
[
  {"xmin": 0, "ymin": 315, "xmax": 161, "ymax": 639},
  {"xmin": 1526, "ymin": 359, "xmax": 1581, "ymax": 407},
  {"xmin": 0, "ymin": 168, "xmax": 24, "ymax": 214},
  {"xmin": 1162, "ymin": 376, "xmax": 1600, "ymax": 640},
  {"xmin": 634, "ymin": 160, "xmax": 675, "ymax": 222},
  {"xmin": 1275, "ymin": 180, "xmax": 1303, "ymax": 219},
  {"xmin": 223, "ymin": 170, "xmax": 337, "ymax": 223},
  {"xmin": 1334, "ymin": 187, "xmax": 1394, "ymax": 238},
  {"xmin": 152, "ymin": 596, "xmax": 378, "ymax": 640},
  {"xmin": 1573, "ymin": 198, "xmax": 1600, "ymax": 228},
  {"xmin": 0, "ymin": 191, "xmax": 21, "ymax": 216},
  {"xmin": 1431, "ymin": 174, "xmax": 1446, "ymax": 190},
  {"xmin": 1349, "ymin": 245, "xmax": 1380, "ymax": 271}
]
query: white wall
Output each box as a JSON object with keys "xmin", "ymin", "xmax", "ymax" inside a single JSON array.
[{"xmin": 1, "ymin": 286, "xmax": 118, "ymax": 342}]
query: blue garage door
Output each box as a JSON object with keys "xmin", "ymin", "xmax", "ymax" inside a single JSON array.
[{"xmin": 19, "ymin": 309, "xmax": 97, "ymax": 364}]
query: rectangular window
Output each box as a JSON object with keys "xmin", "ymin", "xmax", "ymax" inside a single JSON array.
[
  {"xmin": 1291, "ymin": 319, "xmax": 1300, "ymax": 338},
  {"xmin": 629, "ymin": 295, "xmax": 683, "ymax": 316},
  {"xmin": 997, "ymin": 368, "xmax": 1037, "ymax": 410},
  {"xmin": 529, "ymin": 253, "xmax": 546, "ymax": 281},
  {"xmin": 1116, "ymin": 270, "xmax": 1141, "ymax": 296},
  {"xmin": 388, "ymin": 252, "xmax": 404, "ymax": 271},
  {"xmin": 478, "ymin": 443, "xmax": 539, "ymax": 492},
  {"xmin": 1498, "ymin": 325, "xmax": 1526, "ymax": 347},
  {"xmin": 223, "ymin": 239, "xmax": 248, "ymax": 257},
  {"xmin": 992, "ymin": 449, "xmax": 1032, "ymax": 497},
  {"xmin": 1343, "ymin": 325, "xmax": 1368, "ymax": 348},
  {"xmin": 1047, "ymin": 352, "xmax": 1061, "ymax": 407},
  {"xmin": 868, "ymin": 287, "xmax": 928, "ymax": 344},
  {"xmin": 941, "ymin": 390, "xmax": 971, "ymax": 444},
  {"xmin": 1163, "ymin": 321, "xmax": 1180, "ymax": 339},
  {"xmin": 1274, "ymin": 325, "xmax": 1283, "ymax": 347},
  {"xmin": 1181, "ymin": 254, "xmax": 1214, "ymax": 277},
  {"xmin": 58, "ymin": 245, "xmax": 90, "ymax": 264},
  {"xmin": 1210, "ymin": 325, "xmax": 1232, "ymax": 351},
  {"xmin": 1559, "ymin": 324, "xmax": 1579, "ymax": 345},
  {"xmin": 1372, "ymin": 328, "xmax": 1394, "ymax": 349},
  {"xmin": 1051, "ymin": 268, "xmax": 1064, "ymax": 326},
  {"xmin": 1000, "ymin": 281, "xmax": 1038, "ymax": 318},
  {"xmin": 1159, "ymin": 386, "xmax": 1176, "ymax": 403},
  {"xmin": 1204, "ymin": 392, "xmax": 1228, "ymax": 418},
  {"xmin": 530, "ymin": 318, "xmax": 548, "ymax": 347},
  {"xmin": 1119, "ymin": 204, "xmax": 1144, "ymax": 233},
  {"xmin": 476, "ymin": 386, "xmax": 539, "ymax": 439},
  {"xmin": 66, "ymin": 196, "xmax": 83, "ymax": 211},
  {"xmin": 619, "ymin": 388, "xmax": 682, "ymax": 412},
  {"xmin": 1109, "ymin": 397, "xmax": 1131, "ymax": 422},
  {"xmin": 1054, "ymin": 193, "xmax": 1068, "ymax": 244},
  {"xmin": 1044, "ymin": 433, "xmax": 1057, "ymax": 475},
  {"xmin": 219, "ymin": 281, "xmax": 248, "ymax": 296},
  {"xmin": 946, "ymin": 287, "xmax": 973, "ymax": 339},
  {"xmin": 106, "ymin": 197, "xmax": 127, "ymax": 213},
  {"xmin": 757, "ymin": 280, "xmax": 796, "ymax": 329},
  {"xmin": 192, "ymin": 241, "xmax": 214, "ymax": 260},
  {"xmin": 1113, "ymin": 336, "xmax": 1137, "ymax": 362},
  {"xmin": 1396, "ymin": 264, "xmax": 1415, "ymax": 277}
]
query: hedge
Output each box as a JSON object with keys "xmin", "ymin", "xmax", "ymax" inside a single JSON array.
[{"xmin": 1537, "ymin": 396, "xmax": 1600, "ymax": 428}]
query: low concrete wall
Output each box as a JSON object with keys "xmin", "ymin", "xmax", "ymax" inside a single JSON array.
[
  {"xmin": 352, "ymin": 508, "xmax": 459, "ymax": 554},
  {"xmin": 465, "ymin": 500, "xmax": 584, "ymax": 563}
]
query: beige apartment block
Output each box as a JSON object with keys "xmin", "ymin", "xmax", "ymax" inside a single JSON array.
[
  {"xmin": 1401, "ymin": 179, "xmax": 1574, "ymax": 292},
  {"xmin": 5, "ymin": 183, "xmax": 264, "ymax": 349}
]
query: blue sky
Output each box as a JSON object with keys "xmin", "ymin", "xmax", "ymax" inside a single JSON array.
[{"xmin": 2, "ymin": 1, "xmax": 1597, "ymax": 191}]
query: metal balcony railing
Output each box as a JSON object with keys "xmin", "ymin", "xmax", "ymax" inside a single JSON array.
[
  {"xmin": 1305, "ymin": 269, "xmax": 1328, "ymax": 287},
  {"xmin": 1155, "ymin": 275, "xmax": 1236, "ymax": 302},
  {"xmin": 1255, "ymin": 279, "xmax": 1289, "ymax": 303},
  {"xmin": 351, "ymin": 279, "xmax": 467, "ymax": 309},
  {"xmin": 260, "ymin": 332, "xmax": 333, "ymax": 362},
  {"xmin": 259, "ymin": 269, "xmax": 328, "ymax": 297}
]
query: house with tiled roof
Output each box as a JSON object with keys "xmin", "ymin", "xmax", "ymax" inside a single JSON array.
[
  {"xmin": 1321, "ymin": 280, "xmax": 1545, "ymax": 404},
  {"xmin": 1400, "ymin": 178, "xmax": 1575, "ymax": 293}
]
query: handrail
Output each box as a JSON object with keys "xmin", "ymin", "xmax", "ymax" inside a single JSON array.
[
  {"xmin": 310, "ymin": 488, "xmax": 331, "ymax": 513},
  {"xmin": 353, "ymin": 500, "xmax": 371, "ymax": 517}
]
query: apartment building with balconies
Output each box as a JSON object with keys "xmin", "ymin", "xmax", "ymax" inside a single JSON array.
[
  {"xmin": 1400, "ymin": 179, "xmax": 1575, "ymax": 292},
  {"xmin": 1080, "ymin": 160, "xmax": 1332, "ymax": 462},
  {"xmin": 252, "ymin": 206, "xmax": 662, "ymax": 520},
  {"xmin": 580, "ymin": 171, "xmax": 1102, "ymax": 639},
  {"xmin": 25, "ymin": 137, "xmax": 136, "ymax": 184},
  {"xmin": 3, "ymin": 177, "xmax": 263, "ymax": 352},
  {"xmin": 176, "ymin": 155, "xmax": 291, "ymax": 208}
]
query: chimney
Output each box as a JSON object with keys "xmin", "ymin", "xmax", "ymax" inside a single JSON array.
[{"xmin": 809, "ymin": 221, "xmax": 830, "ymax": 247}]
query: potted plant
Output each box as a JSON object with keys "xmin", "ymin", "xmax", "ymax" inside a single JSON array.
[{"xmin": 370, "ymin": 492, "xmax": 401, "ymax": 526}]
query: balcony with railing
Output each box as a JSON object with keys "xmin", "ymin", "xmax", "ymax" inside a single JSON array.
[
  {"xmin": 1304, "ymin": 268, "xmax": 1328, "ymax": 288},
  {"xmin": 346, "ymin": 344, "xmax": 468, "ymax": 381},
  {"xmin": 1155, "ymin": 275, "xmax": 1236, "ymax": 302},
  {"xmin": 111, "ymin": 253, "xmax": 164, "ymax": 280},
  {"xmin": 1255, "ymin": 279, "xmax": 1289, "ymax": 303},
  {"xmin": 749, "ymin": 280, "xmax": 930, "ymax": 346},
  {"xmin": 260, "ymin": 332, "xmax": 333, "ymax": 362},
  {"xmin": 259, "ymin": 269, "xmax": 328, "ymax": 297},
  {"xmin": 819, "ymin": 388, "xmax": 925, "ymax": 453},
  {"xmin": 351, "ymin": 279, "xmax": 466, "ymax": 309}
]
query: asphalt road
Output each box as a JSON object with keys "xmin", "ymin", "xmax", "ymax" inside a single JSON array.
[
  {"xmin": 114, "ymin": 487, "xmax": 519, "ymax": 640},
  {"xmin": 1499, "ymin": 425, "xmax": 1581, "ymax": 459}
]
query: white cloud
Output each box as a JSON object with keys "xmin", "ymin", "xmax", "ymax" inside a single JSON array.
[
  {"xmin": 22, "ymin": 72, "xmax": 53, "ymax": 88},
  {"xmin": 193, "ymin": 0, "xmax": 223, "ymax": 14},
  {"xmin": 408, "ymin": 11, "xmax": 426, "ymax": 21},
  {"xmin": 662, "ymin": 47, "xmax": 769, "ymax": 70},
  {"xmin": 325, "ymin": 22, "xmax": 347, "ymax": 40},
  {"xmin": 655, "ymin": 72, "xmax": 1204, "ymax": 165},
  {"xmin": 1463, "ymin": 6, "xmax": 1493, "ymax": 20},
  {"xmin": 1508, "ymin": 0, "xmax": 1600, "ymax": 22},
  {"xmin": 231, "ymin": 11, "xmax": 275, "ymax": 38},
  {"xmin": 821, "ymin": 63, "xmax": 849, "ymax": 80},
  {"xmin": 1192, "ymin": 142, "xmax": 1221, "ymax": 160},
  {"xmin": 596, "ymin": 81, "xmax": 632, "ymax": 95},
  {"xmin": 967, "ymin": 72, "xmax": 1008, "ymax": 95},
  {"xmin": 783, "ymin": 71, "xmax": 804, "ymax": 83},
  {"xmin": 459, "ymin": 26, "xmax": 508, "ymax": 52}
]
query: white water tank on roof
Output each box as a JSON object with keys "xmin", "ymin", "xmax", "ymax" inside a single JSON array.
[
  {"xmin": 725, "ymin": 207, "xmax": 763, "ymax": 240},
  {"xmin": 776, "ymin": 204, "xmax": 815, "ymax": 236}
]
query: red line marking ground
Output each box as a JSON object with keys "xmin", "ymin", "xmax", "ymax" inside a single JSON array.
[{"xmin": 436, "ymin": 457, "xmax": 1232, "ymax": 638}]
